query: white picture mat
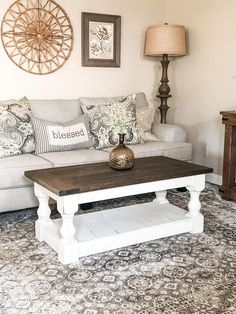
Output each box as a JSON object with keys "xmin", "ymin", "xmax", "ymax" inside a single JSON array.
[{"xmin": 89, "ymin": 21, "xmax": 114, "ymax": 59}]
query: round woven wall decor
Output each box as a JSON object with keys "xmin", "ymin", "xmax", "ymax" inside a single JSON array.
[{"xmin": 1, "ymin": 0, "xmax": 74, "ymax": 75}]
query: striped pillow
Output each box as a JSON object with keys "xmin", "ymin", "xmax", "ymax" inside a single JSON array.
[{"xmin": 32, "ymin": 114, "xmax": 93, "ymax": 154}]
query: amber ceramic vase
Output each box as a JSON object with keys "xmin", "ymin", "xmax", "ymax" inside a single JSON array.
[{"xmin": 109, "ymin": 133, "xmax": 135, "ymax": 170}]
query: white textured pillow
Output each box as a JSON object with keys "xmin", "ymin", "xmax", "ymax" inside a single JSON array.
[
  {"xmin": 32, "ymin": 114, "xmax": 93, "ymax": 154},
  {"xmin": 136, "ymin": 106, "xmax": 159, "ymax": 142}
]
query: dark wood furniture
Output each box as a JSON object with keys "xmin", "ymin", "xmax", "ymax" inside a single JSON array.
[
  {"xmin": 25, "ymin": 156, "xmax": 213, "ymax": 196},
  {"xmin": 219, "ymin": 111, "xmax": 236, "ymax": 201}
]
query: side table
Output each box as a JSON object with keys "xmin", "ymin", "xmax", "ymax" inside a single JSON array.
[{"xmin": 219, "ymin": 111, "xmax": 236, "ymax": 201}]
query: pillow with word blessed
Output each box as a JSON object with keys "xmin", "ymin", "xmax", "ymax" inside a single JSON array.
[{"xmin": 32, "ymin": 114, "xmax": 93, "ymax": 154}]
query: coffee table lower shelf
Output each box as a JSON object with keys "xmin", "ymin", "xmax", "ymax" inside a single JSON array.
[{"xmin": 42, "ymin": 202, "xmax": 196, "ymax": 259}]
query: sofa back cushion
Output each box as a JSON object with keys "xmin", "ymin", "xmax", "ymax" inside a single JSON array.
[{"xmin": 30, "ymin": 99, "xmax": 82, "ymax": 122}]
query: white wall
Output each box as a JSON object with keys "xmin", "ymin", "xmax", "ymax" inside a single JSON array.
[
  {"xmin": 165, "ymin": 0, "xmax": 236, "ymax": 182},
  {"xmin": 0, "ymin": 0, "xmax": 165, "ymax": 102}
]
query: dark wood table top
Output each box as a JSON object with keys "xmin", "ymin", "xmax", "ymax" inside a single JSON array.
[{"xmin": 25, "ymin": 156, "xmax": 213, "ymax": 196}]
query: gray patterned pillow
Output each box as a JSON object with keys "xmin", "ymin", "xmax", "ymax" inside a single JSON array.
[
  {"xmin": 81, "ymin": 95, "xmax": 140, "ymax": 149},
  {"xmin": 0, "ymin": 97, "xmax": 35, "ymax": 158},
  {"xmin": 32, "ymin": 114, "xmax": 93, "ymax": 154}
]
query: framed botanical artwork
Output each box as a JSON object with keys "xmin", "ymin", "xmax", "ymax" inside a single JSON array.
[{"xmin": 81, "ymin": 12, "xmax": 121, "ymax": 67}]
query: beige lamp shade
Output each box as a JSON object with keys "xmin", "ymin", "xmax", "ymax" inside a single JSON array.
[{"xmin": 145, "ymin": 24, "xmax": 186, "ymax": 56}]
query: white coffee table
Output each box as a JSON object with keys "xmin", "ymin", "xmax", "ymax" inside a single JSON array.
[{"xmin": 25, "ymin": 156, "xmax": 212, "ymax": 264}]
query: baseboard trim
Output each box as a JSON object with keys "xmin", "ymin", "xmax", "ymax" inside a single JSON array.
[{"xmin": 206, "ymin": 173, "xmax": 222, "ymax": 185}]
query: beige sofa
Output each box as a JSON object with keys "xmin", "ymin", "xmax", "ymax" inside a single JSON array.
[{"xmin": 0, "ymin": 94, "xmax": 192, "ymax": 213}]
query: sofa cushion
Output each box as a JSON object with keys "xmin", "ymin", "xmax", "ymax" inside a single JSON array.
[
  {"xmin": 79, "ymin": 92, "xmax": 149, "ymax": 110},
  {"xmin": 0, "ymin": 97, "xmax": 35, "ymax": 158},
  {"xmin": 30, "ymin": 99, "xmax": 82, "ymax": 122},
  {"xmin": 0, "ymin": 186, "xmax": 38, "ymax": 213},
  {"xmin": 32, "ymin": 115, "xmax": 93, "ymax": 154},
  {"xmin": 40, "ymin": 149, "xmax": 109, "ymax": 167},
  {"xmin": 0, "ymin": 154, "xmax": 52, "ymax": 189},
  {"xmin": 103, "ymin": 141, "xmax": 192, "ymax": 161},
  {"xmin": 81, "ymin": 95, "xmax": 140, "ymax": 149}
]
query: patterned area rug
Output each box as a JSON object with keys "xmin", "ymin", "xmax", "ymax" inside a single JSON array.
[{"xmin": 0, "ymin": 183, "xmax": 235, "ymax": 314}]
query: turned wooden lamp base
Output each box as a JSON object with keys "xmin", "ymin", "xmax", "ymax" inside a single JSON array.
[{"xmin": 157, "ymin": 54, "xmax": 172, "ymax": 124}]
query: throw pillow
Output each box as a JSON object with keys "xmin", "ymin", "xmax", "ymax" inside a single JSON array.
[
  {"xmin": 79, "ymin": 92, "xmax": 149, "ymax": 111},
  {"xmin": 0, "ymin": 97, "xmax": 35, "ymax": 158},
  {"xmin": 136, "ymin": 106, "xmax": 160, "ymax": 142},
  {"xmin": 81, "ymin": 95, "xmax": 140, "ymax": 149},
  {"xmin": 32, "ymin": 114, "xmax": 93, "ymax": 154}
]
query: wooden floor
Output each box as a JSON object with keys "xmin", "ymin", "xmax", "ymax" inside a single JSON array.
[{"xmin": 44, "ymin": 202, "xmax": 193, "ymax": 258}]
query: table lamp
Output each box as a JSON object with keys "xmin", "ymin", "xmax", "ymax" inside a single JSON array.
[{"xmin": 145, "ymin": 23, "xmax": 186, "ymax": 123}]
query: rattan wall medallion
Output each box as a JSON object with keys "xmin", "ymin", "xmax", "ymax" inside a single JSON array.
[{"xmin": 1, "ymin": 0, "xmax": 74, "ymax": 75}]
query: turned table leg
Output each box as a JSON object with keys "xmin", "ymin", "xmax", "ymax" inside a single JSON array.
[
  {"xmin": 34, "ymin": 184, "xmax": 53, "ymax": 241},
  {"xmin": 153, "ymin": 190, "xmax": 169, "ymax": 205},
  {"xmin": 57, "ymin": 195, "xmax": 79, "ymax": 264},
  {"xmin": 186, "ymin": 175, "xmax": 205, "ymax": 233}
]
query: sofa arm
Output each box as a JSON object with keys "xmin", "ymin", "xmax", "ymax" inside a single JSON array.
[{"xmin": 152, "ymin": 123, "xmax": 187, "ymax": 142}]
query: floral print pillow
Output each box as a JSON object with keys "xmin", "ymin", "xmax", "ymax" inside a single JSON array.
[
  {"xmin": 81, "ymin": 95, "xmax": 140, "ymax": 149},
  {"xmin": 0, "ymin": 97, "xmax": 35, "ymax": 158}
]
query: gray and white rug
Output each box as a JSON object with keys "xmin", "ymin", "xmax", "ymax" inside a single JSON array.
[{"xmin": 0, "ymin": 183, "xmax": 235, "ymax": 314}]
